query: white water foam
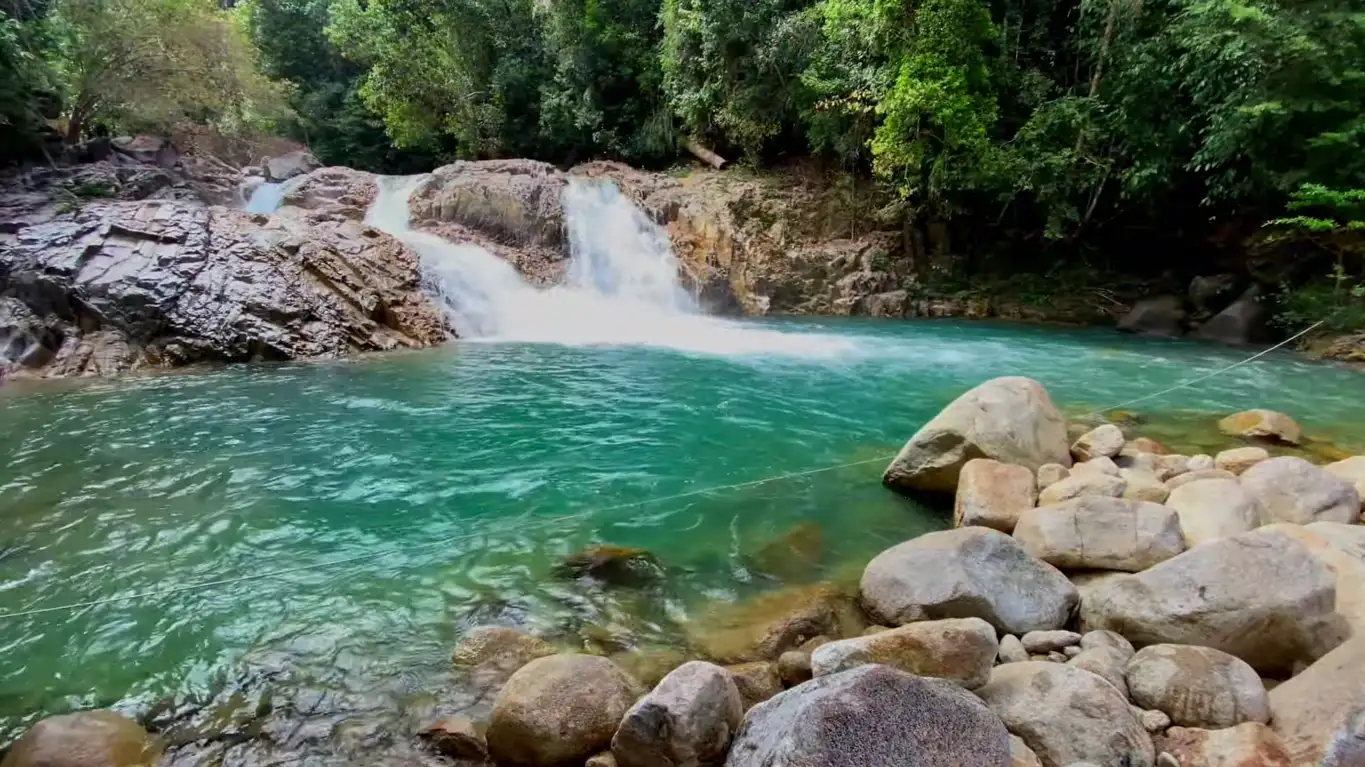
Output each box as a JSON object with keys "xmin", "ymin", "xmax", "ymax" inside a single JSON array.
[{"xmin": 365, "ymin": 175, "xmax": 857, "ymax": 358}]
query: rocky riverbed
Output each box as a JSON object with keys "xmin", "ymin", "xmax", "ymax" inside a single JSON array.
[{"xmin": 5, "ymin": 377, "xmax": 1365, "ymax": 767}]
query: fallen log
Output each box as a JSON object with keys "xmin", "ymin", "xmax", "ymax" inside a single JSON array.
[{"xmin": 684, "ymin": 138, "xmax": 727, "ymax": 169}]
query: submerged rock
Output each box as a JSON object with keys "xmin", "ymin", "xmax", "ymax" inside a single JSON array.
[
  {"xmin": 487, "ymin": 654, "xmax": 643, "ymax": 767},
  {"xmin": 1217, "ymin": 409, "xmax": 1302, "ymax": 445},
  {"xmin": 612, "ymin": 661, "xmax": 742, "ymax": 767},
  {"xmin": 860, "ymin": 527, "xmax": 1077, "ymax": 635},
  {"xmin": 723, "ymin": 662, "xmax": 782, "ymax": 712},
  {"xmin": 417, "ymin": 716, "xmax": 487, "ymax": 762},
  {"xmin": 555, "ymin": 544, "xmax": 663, "ymax": 586},
  {"xmin": 883, "ymin": 377, "xmax": 1071, "ymax": 494},
  {"xmin": 725, "ymin": 665, "xmax": 1012, "ymax": 767},
  {"xmin": 688, "ymin": 583, "xmax": 864, "ymax": 665},
  {"xmin": 1, "ymin": 711, "xmax": 161, "ymax": 767}
]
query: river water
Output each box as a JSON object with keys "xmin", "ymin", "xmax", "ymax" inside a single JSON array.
[{"xmin": 1, "ymin": 179, "xmax": 1363, "ymax": 750}]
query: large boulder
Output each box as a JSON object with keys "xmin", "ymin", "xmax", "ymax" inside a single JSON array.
[
  {"xmin": 409, "ymin": 159, "xmax": 567, "ymax": 248},
  {"xmin": 954, "ymin": 458, "xmax": 1037, "ymax": 533},
  {"xmin": 1325, "ymin": 456, "xmax": 1365, "ymax": 515},
  {"xmin": 1013, "ymin": 497, "xmax": 1184, "ymax": 572},
  {"xmin": 809, "ymin": 618, "xmax": 997, "ymax": 689},
  {"xmin": 1120, "ymin": 469, "xmax": 1170, "ymax": 504},
  {"xmin": 1125, "ymin": 644, "xmax": 1269, "ymax": 728},
  {"xmin": 860, "ymin": 527, "xmax": 1078, "ymax": 635},
  {"xmin": 1117, "ymin": 295, "xmax": 1186, "ymax": 337},
  {"xmin": 0, "ymin": 711, "xmax": 160, "ymax": 767},
  {"xmin": 1079, "ymin": 529, "xmax": 1344, "ymax": 673},
  {"xmin": 883, "ymin": 377, "xmax": 1071, "ymax": 494},
  {"xmin": 1071, "ymin": 424, "xmax": 1125, "ymax": 462},
  {"xmin": 262, "ymin": 149, "xmax": 321, "ymax": 182},
  {"xmin": 1164, "ymin": 479, "xmax": 1261, "ymax": 547},
  {"xmin": 975, "ymin": 662, "xmax": 1154, "ymax": 767},
  {"xmin": 725, "ymin": 665, "xmax": 1012, "ymax": 767},
  {"xmin": 1217, "ymin": 409, "xmax": 1301, "ymax": 445},
  {"xmin": 487, "ymin": 654, "xmax": 644, "ymax": 766},
  {"xmin": 1269, "ymin": 636, "xmax": 1365, "ymax": 766},
  {"xmin": 1194, "ymin": 292, "xmax": 1269, "ymax": 345},
  {"xmin": 1157, "ymin": 723, "xmax": 1292, "ymax": 767},
  {"xmin": 1269, "ymin": 522, "xmax": 1365, "ymax": 635},
  {"xmin": 612, "ymin": 661, "xmax": 742, "ymax": 767},
  {"xmin": 1240, "ymin": 456, "xmax": 1360, "ymax": 525},
  {"xmin": 1036, "ymin": 472, "xmax": 1126, "ymax": 506}
]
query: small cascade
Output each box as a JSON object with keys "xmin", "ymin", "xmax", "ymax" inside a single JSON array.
[{"xmin": 244, "ymin": 181, "xmax": 286, "ymax": 214}]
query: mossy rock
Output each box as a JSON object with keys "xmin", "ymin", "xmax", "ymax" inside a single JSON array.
[{"xmin": 555, "ymin": 544, "xmax": 663, "ymax": 587}]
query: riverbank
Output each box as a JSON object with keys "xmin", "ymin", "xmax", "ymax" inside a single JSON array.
[{"xmin": 3, "ymin": 375, "xmax": 1363, "ymax": 766}]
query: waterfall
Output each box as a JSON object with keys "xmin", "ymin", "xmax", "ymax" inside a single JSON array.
[
  {"xmin": 244, "ymin": 181, "xmax": 286, "ymax": 214},
  {"xmin": 365, "ymin": 174, "xmax": 855, "ymax": 357}
]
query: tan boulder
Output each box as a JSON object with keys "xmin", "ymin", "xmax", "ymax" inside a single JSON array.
[
  {"xmin": 1325, "ymin": 456, "xmax": 1365, "ymax": 515},
  {"xmin": 1013, "ymin": 497, "xmax": 1184, "ymax": 572},
  {"xmin": 1126, "ymin": 644, "xmax": 1269, "ymax": 728},
  {"xmin": 976, "ymin": 662, "xmax": 1154, "ymax": 767},
  {"xmin": 1036, "ymin": 463, "xmax": 1069, "ymax": 488},
  {"xmin": 1072, "ymin": 424, "xmax": 1126, "ymax": 461},
  {"xmin": 1038, "ymin": 472, "xmax": 1126, "ymax": 506},
  {"xmin": 1078, "ymin": 529, "xmax": 1345, "ymax": 673},
  {"xmin": 1154, "ymin": 454, "xmax": 1192, "ymax": 481},
  {"xmin": 954, "ymin": 458, "xmax": 1037, "ymax": 533},
  {"xmin": 1261, "ymin": 522, "xmax": 1365, "ymax": 636},
  {"xmin": 1241, "ymin": 456, "xmax": 1360, "ymax": 525},
  {"xmin": 1068, "ymin": 645, "xmax": 1131, "ymax": 697},
  {"xmin": 0, "ymin": 711, "xmax": 160, "ymax": 767},
  {"xmin": 1214, "ymin": 446, "xmax": 1270, "ymax": 475},
  {"xmin": 1269, "ymin": 636, "xmax": 1365, "ymax": 766},
  {"xmin": 487, "ymin": 654, "xmax": 644, "ymax": 766},
  {"xmin": 1165, "ymin": 468, "xmax": 1237, "ymax": 490},
  {"xmin": 1218, "ymin": 409, "xmax": 1302, "ymax": 444},
  {"xmin": 809, "ymin": 617, "xmax": 997, "ymax": 688},
  {"xmin": 1158, "ymin": 723, "xmax": 1292, "ymax": 767},
  {"xmin": 1121, "ymin": 469, "xmax": 1170, "ymax": 503},
  {"xmin": 884, "ymin": 377, "xmax": 1072, "ymax": 494},
  {"xmin": 611, "ymin": 661, "xmax": 742, "ymax": 767},
  {"xmin": 1129, "ymin": 437, "xmax": 1171, "ymax": 455},
  {"xmin": 1010, "ymin": 735, "xmax": 1042, "ymax": 767},
  {"xmin": 1165, "ymin": 479, "xmax": 1261, "ymax": 547},
  {"xmin": 451, "ymin": 625, "xmax": 556, "ymax": 698},
  {"xmin": 724, "ymin": 662, "xmax": 781, "ymax": 712}
]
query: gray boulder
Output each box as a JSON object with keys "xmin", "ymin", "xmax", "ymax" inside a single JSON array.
[
  {"xmin": 263, "ymin": 149, "xmax": 322, "ymax": 182},
  {"xmin": 1079, "ymin": 529, "xmax": 1344, "ymax": 673},
  {"xmin": 1165, "ymin": 478, "xmax": 1261, "ymax": 547},
  {"xmin": 860, "ymin": 527, "xmax": 1078, "ymax": 635},
  {"xmin": 809, "ymin": 618, "xmax": 997, "ymax": 688},
  {"xmin": 1325, "ymin": 456, "xmax": 1365, "ymax": 515},
  {"xmin": 725, "ymin": 665, "xmax": 1011, "ymax": 767},
  {"xmin": 1194, "ymin": 292, "xmax": 1269, "ymax": 345},
  {"xmin": 1126, "ymin": 644, "xmax": 1269, "ymax": 728},
  {"xmin": 1241, "ymin": 456, "xmax": 1360, "ymax": 525},
  {"xmin": 1068, "ymin": 645, "xmax": 1131, "ymax": 698},
  {"xmin": 976, "ymin": 662, "xmax": 1154, "ymax": 767},
  {"xmin": 1013, "ymin": 497, "xmax": 1183, "ymax": 572},
  {"xmin": 487, "ymin": 654, "xmax": 644, "ymax": 766},
  {"xmin": 612, "ymin": 661, "xmax": 742, "ymax": 767},
  {"xmin": 884, "ymin": 377, "xmax": 1071, "ymax": 494},
  {"xmin": 1118, "ymin": 295, "xmax": 1186, "ymax": 337}
]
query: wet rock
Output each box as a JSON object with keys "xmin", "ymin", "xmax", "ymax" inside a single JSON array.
[
  {"xmin": 1118, "ymin": 295, "xmax": 1186, "ymax": 337},
  {"xmin": 1195, "ymin": 293, "xmax": 1269, "ymax": 346},
  {"xmin": 1079, "ymin": 529, "xmax": 1344, "ymax": 673},
  {"xmin": 1, "ymin": 711, "xmax": 161, "ymax": 767},
  {"xmin": 726, "ymin": 665, "xmax": 1012, "ymax": 767},
  {"xmin": 417, "ymin": 716, "xmax": 487, "ymax": 762},
  {"xmin": 1121, "ymin": 468, "xmax": 1170, "ymax": 504},
  {"xmin": 612, "ymin": 661, "xmax": 742, "ymax": 767},
  {"xmin": 688, "ymin": 583, "xmax": 864, "ymax": 664},
  {"xmin": 1269, "ymin": 636, "xmax": 1365, "ymax": 766},
  {"xmin": 1241, "ymin": 456, "xmax": 1360, "ymax": 525},
  {"xmin": 1158, "ymin": 723, "xmax": 1291, "ymax": 767},
  {"xmin": 452, "ymin": 626, "xmax": 556, "ymax": 695},
  {"xmin": 409, "ymin": 160, "xmax": 567, "ymax": 249},
  {"xmin": 810, "ymin": 617, "xmax": 997, "ymax": 689},
  {"xmin": 1037, "ymin": 472, "xmax": 1126, "ymax": 506},
  {"xmin": 1067, "ymin": 645, "xmax": 1131, "ymax": 698},
  {"xmin": 1014, "ymin": 497, "xmax": 1183, "ymax": 572},
  {"xmin": 281, "ymin": 166, "xmax": 379, "ymax": 219},
  {"xmin": 1036, "ymin": 463, "xmax": 1069, "ymax": 488},
  {"xmin": 1126, "ymin": 644, "xmax": 1269, "ymax": 728},
  {"xmin": 1325, "ymin": 456, "xmax": 1365, "ymax": 515},
  {"xmin": 976, "ymin": 662, "xmax": 1154, "ymax": 767},
  {"xmin": 723, "ymin": 663, "xmax": 781, "ymax": 712},
  {"xmin": 954, "ymin": 458, "xmax": 1037, "ymax": 533},
  {"xmin": 487, "ymin": 654, "xmax": 644, "ymax": 767},
  {"xmin": 1165, "ymin": 479, "xmax": 1261, "ymax": 547},
  {"xmin": 883, "ymin": 377, "xmax": 1071, "ymax": 495},
  {"xmin": 1165, "ymin": 468, "xmax": 1237, "ymax": 490},
  {"xmin": 555, "ymin": 544, "xmax": 663, "ymax": 586},
  {"xmin": 1217, "ymin": 409, "xmax": 1302, "ymax": 445},
  {"xmin": 1214, "ymin": 446, "xmax": 1269, "ymax": 475},
  {"xmin": 1020, "ymin": 630, "xmax": 1081, "ymax": 654},
  {"xmin": 860, "ymin": 527, "xmax": 1077, "ymax": 634},
  {"xmin": 263, "ymin": 150, "xmax": 321, "ymax": 182},
  {"xmin": 610, "ymin": 647, "xmax": 690, "ymax": 689},
  {"xmin": 1072, "ymin": 424, "xmax": 1125, "ymax": 462},
  {"xmin": 999, "ymin": 634, "xmax": 1029, "ymax": 664},
  {"xmin": 746, "ymin": 522, "xmax": 822, "ymax": 580}
]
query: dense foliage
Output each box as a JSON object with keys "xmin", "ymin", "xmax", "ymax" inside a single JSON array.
[{"xmin": 2, "ymin": 0, "xmax": 1362, "ymax": 323}]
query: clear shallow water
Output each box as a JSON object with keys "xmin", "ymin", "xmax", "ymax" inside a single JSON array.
[{"xmin": 1, "ymin": 318, "xmax": 1364, "ymax": 745}]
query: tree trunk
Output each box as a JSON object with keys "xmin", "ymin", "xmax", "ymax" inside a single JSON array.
[{"xmin": 684, "ymin": 138, "xmax": 727, "ymax": 169}]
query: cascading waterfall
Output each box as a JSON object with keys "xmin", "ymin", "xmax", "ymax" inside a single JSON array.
[
  {"xmin": 244, "ymin": 181, "xmax": 286, "ymax": 214},
  {"xmin": 365, "ymin": 174, "xmax": 854, "ymax": 356}
]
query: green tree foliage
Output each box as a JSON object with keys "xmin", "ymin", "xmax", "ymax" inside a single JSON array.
[{"xmin": 0, "ymin": 10, "xmax": 58, "ymax": 160}]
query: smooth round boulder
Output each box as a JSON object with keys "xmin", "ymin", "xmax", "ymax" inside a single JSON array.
[
  {"xmin": 725, "ymin": 665, "xmax": 1011, "ymax": 767},
  {"xmin": 1241, "ymin": 456, "xmax": 1360, "ymax": 525},
  {"xmin": 1214, "ymin": 446, "xmax": 1269, "ymax": 476},
  {"xmin": 488, "ymin": 654, "xmax": 644, "ymax": 766},
  {"xmin": 1165, "ymin": 478, "xmax": 1261, "ymax": 547},
  {"xmin": 998, "ymin": 634, "xmax": 1029, "ymax": 664},
  {"xmin": 1126, "ymin": 644, "xmax": 1270, "ymax": 728},
  {"xmin": 0, "ymin": 711, "xmax": 159, "ymax": 767},
  {"xmin": 883, "ymin": 377, "xmax": 1071, "ymax": 494},
  {"xmin": 860, "ymin": 527, "xmax": 1078, "ymax": 635},
  {"xmin": 1218, "ymin": 409, "xmax": 1302, "ymax": 445},
  {"xmin": 809, "ymin": 617, "xmax": 997, "ymax": 688},
  {"xmin": 976, "ymin": 662, "xmax": 1154, "ymax": 767},
  {"xmin": 1013, "ymin": 497, "xmax": 1183, "ymax": 572},
  {"xmin": 1158, "ymin": 723, "xmax": 1292, "ymax": 767},
  {"xmin": 1067, "ymin": 645, "xmax": 1131, "ymax": 698},
  {"xmin": 1325, "ymin": 456, "xmax": 1365, "ymax": 515},
  {"xmin": 954, "ymin": 458, "xmax": 1037, "ymax": 533},
  {"xmin": 1187, "ymin": 454, "xmax": 1215, "ymax": 472},
  {"xmin": 1072, "ymin": 424, "xmax": 1125, "ymax": 462},
  {"xmin": 612, "ymin": 661, "xmax": 742, "ymax": 767}
]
